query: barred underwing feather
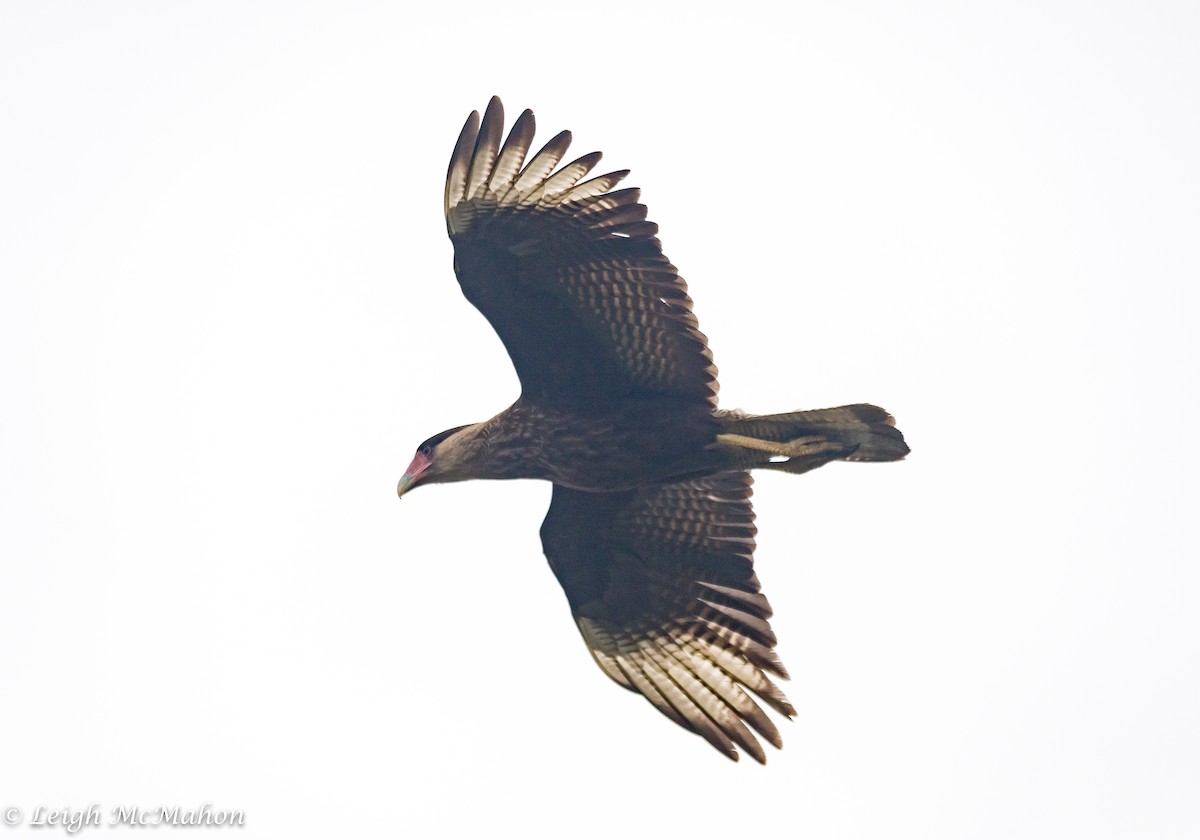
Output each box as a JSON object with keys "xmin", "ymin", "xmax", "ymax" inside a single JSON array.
[
  {"xmin": 586, "ymin": 203, "xmax": 650, "ymax": 229},
  {"xmin": 657, "ymin": 633, "xmax": 769, "ymax": 763},
  {"xmin": 695, "ymin": 617, "xmax": 790, "ymax": 680},
  {"xmin": 512, "ymin": 130, "xmax": 574, "ymax": 199},
  {"xmin": 689, "ymin": 631, "xmax": 790, "ymax": 691},
  {"xmin": 562, "ymin": 170, "xmax": 628, "ymax": 204},
  {"xmin": 574, "ymin": 187, "xmax": 643, "ymax": 218},
  {"xmin": 466, "ymin": 97, "xmax": 505, "ymax": 202},
  {"xmin": 608, "ymin": 222, "xmax": 660, "ymax": 238},
  {"xmin": 641, "ymin": 637, "xmax": 763, "ymax": 763},
  {"xmin": 538, "ymin": 151, "xmax": 604, "ymax": 200},
  {"xmin": 444, "ymin": 109, "xmax": 480, "ymax": 219},
  {"xmin": 488, "ymin": 108, "xmax": 535, "ymax": 196},
  {"xmin": 615, "ymin": 642, "xmax": 693, "ymax": 731},
  {"xmin": 637, "ymin": 653, "xmax": 737, "ymax": 760},
  {"xmin": 698, "ymin": 600, "xmax": 778, "ymax": 646},
  {"xmin": 675, "ymin": 633, "xmax": 783, "ymax": 748},
  {"xmin": 578, "ymin": 621, "xmax": 634, "ymax": 690},
  {"xmin": 698, "ymin": 581, "xmax": 773, "ymax": 618}
]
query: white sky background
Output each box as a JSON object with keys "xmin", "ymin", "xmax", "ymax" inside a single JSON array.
[{"xmin": 2, "ymin": 1, "xmax": 1198, "ymax": 837}]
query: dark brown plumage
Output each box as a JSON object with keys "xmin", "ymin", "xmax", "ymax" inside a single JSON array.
[{"xmin": 398, "ymin": 97, "xmax": 909, "ymax": 763}]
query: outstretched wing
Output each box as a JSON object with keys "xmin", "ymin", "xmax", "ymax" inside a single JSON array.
[
  {"xmin": 445, "ymin": 97, "xmax": 718, "ymax": 409},
  {"xmin": 540, "ymin": 472, "xmax": 795, "ymax": 763}
]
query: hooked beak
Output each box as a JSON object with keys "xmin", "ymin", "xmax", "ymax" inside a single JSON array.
[
  {"xmin": 396, "ymin": 473, "xmax": 417, "ymax": 498},
  {"xmin": 397, "ymin": 451, "xmax": 432, "ymax": 498}
]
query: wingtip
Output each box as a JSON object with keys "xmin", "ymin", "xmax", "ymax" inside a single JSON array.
[{"xmin": 481, "ymin": 96, "xmax": 504, "ymax": 129}]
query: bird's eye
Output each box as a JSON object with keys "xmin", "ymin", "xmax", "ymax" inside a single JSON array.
[{"xmin": 420, "ymin": 444, "xmax": 433, "ymax": 456}]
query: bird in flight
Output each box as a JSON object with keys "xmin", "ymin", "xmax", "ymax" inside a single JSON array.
[{"xmin": 398, "ymin": 97, "xmax": 909, "ymax": 763}]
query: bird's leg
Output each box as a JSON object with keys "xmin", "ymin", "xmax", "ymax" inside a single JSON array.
[{"xmin": 716, "ymin": 433, "xmax": 846, "ymax": 458}]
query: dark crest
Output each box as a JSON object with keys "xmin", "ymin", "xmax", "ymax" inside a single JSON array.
[{"xmin": 417, "ymin": 425, "xmax": 470, "ymax": 455}]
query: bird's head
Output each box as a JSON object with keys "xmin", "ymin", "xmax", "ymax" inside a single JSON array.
[{"xmin": 396, "ymin": 423, "xmax": 484, "ymax": 497}]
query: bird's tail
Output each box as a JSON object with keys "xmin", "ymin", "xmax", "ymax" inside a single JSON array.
[{"xmin": 715, "ymin": 404, "xmax": 909, "ymax": 475}]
